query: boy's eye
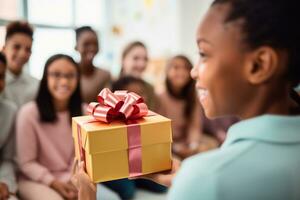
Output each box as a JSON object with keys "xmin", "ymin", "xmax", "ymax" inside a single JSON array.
[
  {"xmin": 13, "ymin": 44, "xmax": 21, "ymax": 50},
  {"xmin": 83, "ymin": 42, "xmax": 89, "ymax": 48},
  {"xmin": 26, "ymin": 47, "xmax": 32, "ymax": 54},
  {"xmin": 198, "ymin": 51, "xmax": 210, "ymax": 64},
  {"xmin": 199, "ymin": 52, "xmax": 207, "ymax": 58}
]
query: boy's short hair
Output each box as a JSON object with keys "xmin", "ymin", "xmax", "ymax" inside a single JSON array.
[{"xmin": 5, "ymin": 20, "xmax": 33, "ymax": 41}]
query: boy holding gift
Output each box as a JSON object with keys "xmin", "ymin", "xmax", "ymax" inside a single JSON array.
[{"xmin": 73, "ymin": 0, "xmax": 300, "ymax": 199}]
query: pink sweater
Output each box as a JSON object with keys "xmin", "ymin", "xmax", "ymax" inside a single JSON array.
[
  {"xmin": 16, "ymin": 102, "xmax": 75, "ymax": 185},
  {"xmin": 157, "ymin": 90, "xmax": 203, "ymax": 142}
]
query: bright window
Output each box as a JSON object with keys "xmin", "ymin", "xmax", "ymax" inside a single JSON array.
[
  {"xmin": 0, "ymin": 0, "xmax": 105, "ymax": 79},
  {"xmin": 27, "ymin": 0, "xmax": 73, "ymax": 26},
  {"xmin": 75, "ymin": 0, "xmax": 104, "ymax": 28},
  {"xmin": 0, "ymin": 0, "xmax": 20, "ymax": 20},
  {"xmin": 29, "ymin": 28, "xmax": 75, "ymax": 78}
]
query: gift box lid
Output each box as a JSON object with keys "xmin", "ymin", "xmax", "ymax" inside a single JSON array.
[{"xmin": 72, "ymin": 113, "xmax": 172, "ymax": 154}]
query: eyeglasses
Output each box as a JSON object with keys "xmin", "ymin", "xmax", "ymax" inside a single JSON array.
[{"xmin": 48, "ymin": 72, "xmax": 78, "ymax": 80}]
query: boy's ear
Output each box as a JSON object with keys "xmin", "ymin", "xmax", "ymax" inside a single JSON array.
[{"xmin": 244, "ymin": 46, "xmax": 279, "ymax": 85}]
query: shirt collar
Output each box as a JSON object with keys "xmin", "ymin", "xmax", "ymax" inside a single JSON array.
[
  {"xmin": 222, "ymin": 114, "xmax": 300, "ymax": 148},
  {"xmin": 6, "ymin": 69, "xmax": 26, "ymax": 84}
]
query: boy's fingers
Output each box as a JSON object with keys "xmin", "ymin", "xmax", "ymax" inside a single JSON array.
[
  {"xmin": 71, "ymin": 176, "xmax": 79, "ymax": 189},
  {"xmin": 71, "ymin": 159, "xmax": 78, "ymax": 175},
  {"xmin": 1, "ymin": 188, "xmax": 9, "ymax": 199},
  {"xmin": 60, "ymin": 187, "xmax": 72, "ymax": 199},
  {"xmin": 66, "ymin": 183, "xmax": 77, "ymax": 192},
  {"xmin": 69, "ymin": 182, "xmax": 78, "ymax": 191},
  {"xmin": 88, "ymin": 182, "xmax": 97, "ymax": 192},
  {"xmin": 79, "ymin": 161, "xmax": 85, "ymax": 171},
  {"xmin": 128, "ymin": 169, "xmax": 170, "ymax": 181}
]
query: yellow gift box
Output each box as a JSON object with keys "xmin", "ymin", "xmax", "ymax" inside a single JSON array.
[{"xmin": 72, "ymin": 113, "xmax": 173, "ymax": 183}]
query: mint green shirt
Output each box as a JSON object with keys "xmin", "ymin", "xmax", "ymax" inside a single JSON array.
[{"xmin": 168, "ymin": 115, "xmax": 300, "ymax": 200}]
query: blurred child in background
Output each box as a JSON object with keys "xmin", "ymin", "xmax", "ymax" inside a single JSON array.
[
  {"xmin": 75, "ymin": 26, "xmax": 111, "ymax": 103},
  {"xmin": 2, "ymin": 21, "xmax": 39, "ymax": 108},
  {"xmin": 119, "ymin": 41, "xmax": 159, "ymax": 111},
  {"xmin": 157, "ymin": 55, "xmax": 218, "ymax": 159},
  {"xmin": 202, "ymin": 115, "xmax": 239, "ymax": 144},
  {"xmin": 0, "ymin": 52, "xmax": 18, "ymax": 200},
  {"xmin": 16, "ymin": 54, "xmax": 82, "ymax": 200}
]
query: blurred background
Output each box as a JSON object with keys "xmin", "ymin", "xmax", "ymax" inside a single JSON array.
[{"xmin": 0, "ymin": 0, "xmax": 213, "ymax": 87}]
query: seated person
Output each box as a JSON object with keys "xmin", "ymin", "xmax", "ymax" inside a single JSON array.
[
  {"xmin": 0, "ymin": 52, "xmax": 18, "ymax": 200},
  {"xmin": 157, "ymin": 55, "xmax": 218, "ymax": 159},
  {"xmin": 16, "ymin": 55, "xmax": 81, "ymax": 200}
]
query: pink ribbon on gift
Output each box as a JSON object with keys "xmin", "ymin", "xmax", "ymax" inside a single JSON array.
[
  {"xmin": 86, "ymin": 88, "xmax": 148, "ymax": 122},
  {"xmin": 78, "ymin": 88, "xmax": 149, "ymax": 177}
]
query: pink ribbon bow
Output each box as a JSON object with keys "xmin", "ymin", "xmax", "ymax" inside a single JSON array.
[
  {"xmin": 86, "ymin": 88, "xmax": 149, "ymax": 123},
  {"xmin": 78, "ymin": 88, "xmax": 149, "ymax": 178}
]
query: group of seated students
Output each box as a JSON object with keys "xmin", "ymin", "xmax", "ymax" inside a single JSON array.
[{"xmin": 0, "ymin": 20, "xmax": 238, "ymax": 200}]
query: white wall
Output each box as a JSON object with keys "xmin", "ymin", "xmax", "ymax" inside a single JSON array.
[
  {"xmin": 101, "ymin": 0, "xmax": 181, "ymax": 76},
  {"xmin": 177, "ymin": 0, "xmax": 213, "ymax": 63},
  {"xmin": 100, "ymin": 0, "xmax": 214, "ymax": 77}
]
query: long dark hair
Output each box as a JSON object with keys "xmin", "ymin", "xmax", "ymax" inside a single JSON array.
[
  {"xmin": 212, "ymin": 0, "xmax": 300, "ymax": 105},
  {"xmin": 35, "ymin": 54, "xmax": 82, "ymax": 122},
  {"xmin": 166, "ymin": 55, "xmax": 196, "ymax": 122}
]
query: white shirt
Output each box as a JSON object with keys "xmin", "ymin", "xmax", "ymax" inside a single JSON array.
[
  {"xmin": 3, "ymin": 70, "xmax": 39, "ymax": 108},
  {"xmin": 0, "ymin": 93, "xmax": 17, "ymax": 192}
]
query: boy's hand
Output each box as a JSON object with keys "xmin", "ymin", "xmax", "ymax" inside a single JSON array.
[
  {"xmin": 0, "ymin": 182, "xmax": 9, "ymax": 200},
  {"xmin": 71, "ymin": 160, "xmax": 96, "ymax": 200},
  {"xmin": 50, "ymin": 180, "xmax": 77, "ymax": 200},
  {"xmin": 129, "ymin": 158, "xmax": 181, "ymax": 187},
  {"xmin": 173, "ymin": 142, "xmax": 197, "ymax": 158}
]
